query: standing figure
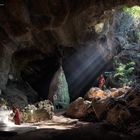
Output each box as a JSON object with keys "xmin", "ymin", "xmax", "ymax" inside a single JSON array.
[
  {"xmin": 12, "ymin": 106, "xmax": 21, "ymax": 125},
  {"xmin": 98, "ymin": 74, "xmax": 105, "ymax": 90},
  {"xmin": 106, "ymin": 74, "xmax": 113, "ymax": 89}
]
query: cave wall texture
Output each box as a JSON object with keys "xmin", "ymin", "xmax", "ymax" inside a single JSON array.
[{"xmin": 0, "ymin": 0, "xmax": 140, "ymax": 107}]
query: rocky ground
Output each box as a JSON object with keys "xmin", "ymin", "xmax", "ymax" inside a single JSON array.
[
  {"xmin": 65, "ymin": 85, "xmax": 140, "ymax": 139},
  {"xmin": 0, "ymin": 85, "xmax": 140, "ymax": 140},
  {"xmin": 0, "ymin": 114, "xmax": 139, "ymax": 140},
  {"xmin": 0, "ymin": 114, "xmax": 136, "ymax": 140}
]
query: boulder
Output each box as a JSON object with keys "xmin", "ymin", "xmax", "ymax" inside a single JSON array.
[
  {"xmin": 110, "ymin": 87, "xmax": 131, "ymax": 98},
  {"xmin": 106, "ymin": 104, "xmax": 131, "ymax": 126},
  {"xmin": 22, "ymin": 100, "xmax": 54, "ymax": 123},
  {"xmin": 125, "ymin": 91, "xmax": 140, "ymax": 102},
  {"xmin": 92, "ymin": 98, "xmax": 116, "ymax": 120},
  {"xmin": 92, "ymin": 101, "xmax": 107, "ymax": 120},
  {"xmin": 128, "ymin": 98, "xmax": 140, "ymax": 109},
  {"xmin": 66, "ymin": 97, "xmax": 92, "ymax": 119},
  {"xmin": 127, "ymin": 98, "xmax": 140, "ymax": 120},
  {"xmin": 84, "ymin": 87, "xmax": 108, "ymax": 101}
]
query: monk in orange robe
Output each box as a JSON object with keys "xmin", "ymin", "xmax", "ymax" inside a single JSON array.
[
  {"xmin": 12, "ymin": 106, "xmax": 21, "ymax": 125},
  {"xmin": 98, "ymin": 74, "xmax": 105, "ymax": 89}
]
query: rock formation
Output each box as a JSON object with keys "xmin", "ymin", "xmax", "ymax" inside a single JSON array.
[
  {"xmin": 66, "ymin": 97, "xmax": 92, "ymax": 119},
  {"xmin": 48, "ymin": 66, "xmax": 70, "ymax": 109},
  {"xmin": 66, "ymin": 86, "xmax": 140, "ymax": 132},
  {"xmin": 22, "ymin": 100, "xmax": 54, "ymax": 123},
  {"xmin": 84, "ymin": 87, "xmax": 108, "ymax": 101}
]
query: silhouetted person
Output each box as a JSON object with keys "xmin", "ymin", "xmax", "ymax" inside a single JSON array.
[
  {"xmin": 98, "ymin": 74, "xmax": 105, "ymax": 90},
  {"xmin": 106, "ymin": 75, "xmax": 113, "ymax": 89}
]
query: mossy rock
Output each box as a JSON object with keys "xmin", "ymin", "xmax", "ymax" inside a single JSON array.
[
  {"xmin": 23, "ymin": 109, "xmax": 53, "ymax": 123},
  {"xmin": 123, "ymin": 6, "xmax": 140, "ymax": 19},
  {"xmin": 22, "ymin": 100, "xmax": 54, "ymax": 123}
]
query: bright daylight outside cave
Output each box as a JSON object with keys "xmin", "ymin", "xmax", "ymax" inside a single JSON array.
[{"xmin": 0, "ymin": 0, "xmax": 140, "ymax": 140}]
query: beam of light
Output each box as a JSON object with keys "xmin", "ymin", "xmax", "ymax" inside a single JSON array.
[
  {"xmin": 69, "ymin": 52, "xmax": 101, "ymax": 87},
  {"xmin": 64, "ymin": 41, "xmax": 111, "ymax": 98},
  {"xmin": 73, "ymin": 60, "xmax": 107, "ymax": 97},
  {"xmin": 0, "ymin": 110, "xmax": 14, "ymax": 127},
  {"xmin": 0, "ymin": 110, "xmax": 38, "ymax": 133},
  {"xmin": 65, "ymin": 42, "xmax": 97, "ymax": 83},
  {"xmin": 68, "ymin": 50, "xmax": 100, "ymax": 84},
  {"xmin": 70, "ymin": 55, "xmax": 107, "ymax": 97}
]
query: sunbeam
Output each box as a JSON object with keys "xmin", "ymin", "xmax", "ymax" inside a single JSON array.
[{"xmin": 63, "ymin": 41, "xmax": 111, "ymax": 99}]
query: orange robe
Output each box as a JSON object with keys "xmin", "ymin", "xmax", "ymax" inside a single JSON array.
[
  {"xmin": 98, "ymin": 76, "xmax": 105, "ymax": 89},
  {"xmin": 13, "ymin": 108, "xmax": 21, "ymax": 125}
]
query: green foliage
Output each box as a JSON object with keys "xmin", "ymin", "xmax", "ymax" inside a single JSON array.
[
  {"xmin": 123, "ymin": 6, "xmax": 140, "ymax": 19},
  {"xmin": 113, "ymin": 61, "xmax": 135, "ymax": 86}
]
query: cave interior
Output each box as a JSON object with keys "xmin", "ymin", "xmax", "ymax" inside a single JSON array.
[{"xmin": 0, "ymin": 0, "xmax": 140, "ymax": 140}]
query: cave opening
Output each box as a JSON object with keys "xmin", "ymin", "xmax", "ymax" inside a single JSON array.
[
  {"xmin": 21, "ymin": 56, "xmax": 60, "ymax": 100},
  {"xmin": 19, "ymin": 43, "xmax": 113, "ymax": 102},
  {"xmin": 63, "ymin": 43, "xmax": 114, "ymax": 101}
]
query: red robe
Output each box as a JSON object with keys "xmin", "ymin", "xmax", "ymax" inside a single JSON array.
[
  {"xmin": 13, "ymin": 108, "xmax": 21, "ymax": 125},
  {"xmin": 98, "ymin": 75, "xmax": 105, "ymax": 89}
]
